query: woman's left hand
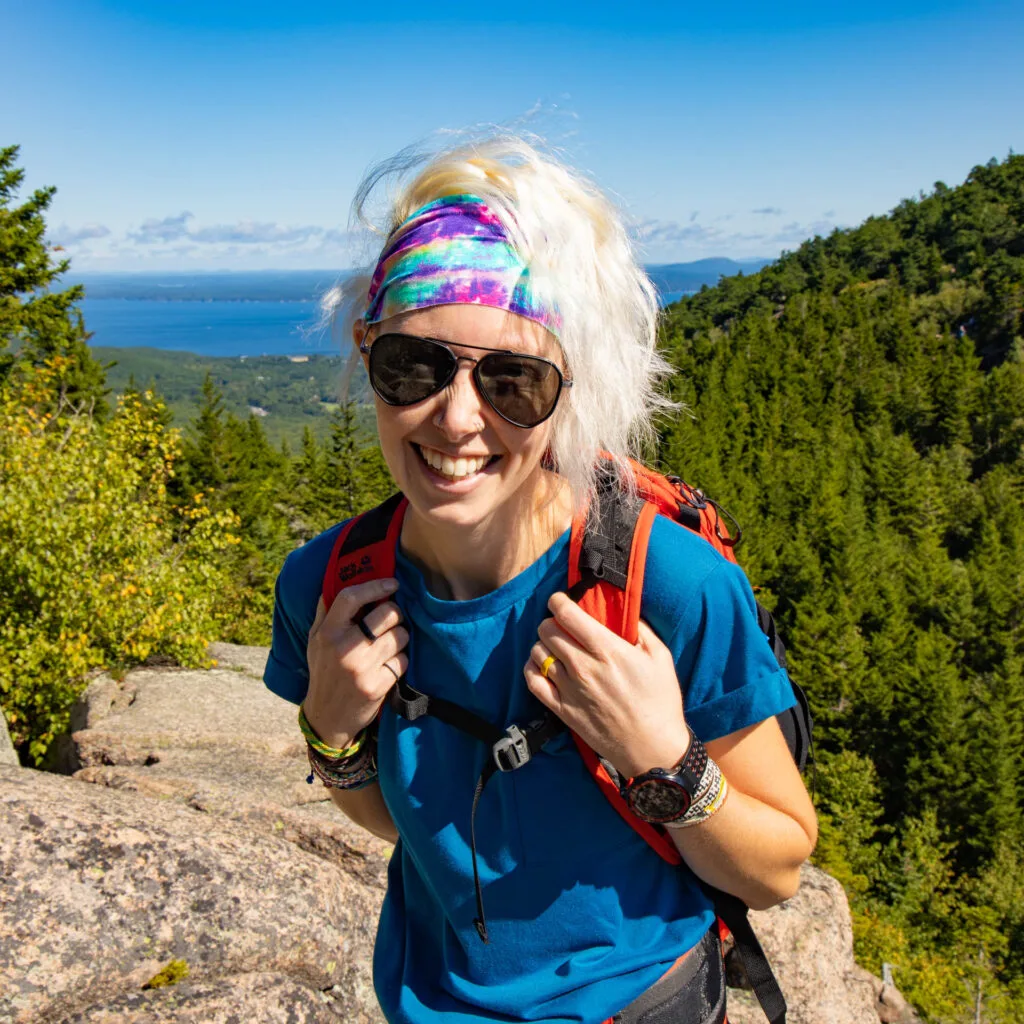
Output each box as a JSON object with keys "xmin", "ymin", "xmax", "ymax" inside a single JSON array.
[{"xmin": 524, "ymin": 591, "xmax": 691, "ymax": 779}]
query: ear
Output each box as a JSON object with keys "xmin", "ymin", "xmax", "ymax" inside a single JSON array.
[{"xmin": 353, "ymin": 318, "xmax": 368, "ymax": 355}]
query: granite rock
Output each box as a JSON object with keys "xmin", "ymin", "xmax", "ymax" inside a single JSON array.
[
  {"xmin": 1, "ymin": 643, "xmax": 915, "ymax": 1024},
  {"xmin": 0, "ymin": 706, "xmax": 18, "ymax": 767},
  {"xmin": 724, "ymin": 864, "xmax": 882, "ymax": 1024},
  {"xmin": 0, "ymin": 764, "xmax": 385, "ymax": 1024}
]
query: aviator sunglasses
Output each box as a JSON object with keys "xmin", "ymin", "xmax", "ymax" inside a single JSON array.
[{"xmin": 360, "ymin": 332, "xmax": 572, "ymax": 428}]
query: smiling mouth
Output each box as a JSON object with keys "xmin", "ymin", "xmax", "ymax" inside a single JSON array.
[{"xmin": 414, "ymin": 444, "xmax": 500, "ymax": 481}]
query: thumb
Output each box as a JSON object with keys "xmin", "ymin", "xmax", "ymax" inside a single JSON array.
[{"xmin": 309, "ymin": 597, "xmax": 327, "ymax": 639}]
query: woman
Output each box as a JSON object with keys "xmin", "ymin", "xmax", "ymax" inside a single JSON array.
[{"xmin": 265, "ymin": 134, "xmax": 817, "ymax": 1024}]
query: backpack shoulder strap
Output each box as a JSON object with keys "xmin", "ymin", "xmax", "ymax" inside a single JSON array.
[
  {"xmin": 322, "ymin": 492, "xmax": 408, "ymax": 611},
  {"xmin": 713, "ymin": 890, "xmax": 788, "ymax": 1024},
  {"xmin": 568, "ymin": 476, "xmax": 658, "ymax": 646},
  {"xmin": 568, "ymin": 478, "xmax": 682, "ymax": 867},
  {"xmin": 570, "ymin": 474, "xmax": 792, "ymax": 1024}
]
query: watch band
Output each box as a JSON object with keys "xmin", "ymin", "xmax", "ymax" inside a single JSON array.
[
  {"xmin": 623, "ymin": 731, "xmax": 710, "ymax": 823},
  {"xmin": 677, "ymin": 731, "xmax": 709, "ymax": 785}
]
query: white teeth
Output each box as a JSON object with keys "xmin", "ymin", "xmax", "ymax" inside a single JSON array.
[{"xmin": 418, "ymin": 446, "xmax": 490, "ymax": 480}]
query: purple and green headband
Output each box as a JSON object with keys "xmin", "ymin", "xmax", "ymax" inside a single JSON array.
[{"xmin": 364, "ymin": 193, "xmax": 562, "ymax": 338}]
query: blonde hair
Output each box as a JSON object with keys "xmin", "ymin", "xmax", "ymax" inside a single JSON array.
[{"xmin": 322, "ymin": 132, "xmax": 677, "ymax": 514}]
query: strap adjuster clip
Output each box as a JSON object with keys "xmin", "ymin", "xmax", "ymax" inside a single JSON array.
[{"xmin": 493, "ymin": 724, "xmax": 531, "ymax": 772}]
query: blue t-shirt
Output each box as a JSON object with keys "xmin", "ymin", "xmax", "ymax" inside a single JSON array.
[{"xmin": 265, "ymin": 515, "xmax": 795, "ymax": 1024}]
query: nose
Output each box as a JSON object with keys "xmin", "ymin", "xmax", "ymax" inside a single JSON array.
[{"xmin": 433, "ymin": 362, "xmax": 486, "ymax": 439}]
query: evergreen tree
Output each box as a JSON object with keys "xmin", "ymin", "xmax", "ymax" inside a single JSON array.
[
  {"xmin": 179, "ymin": 372, "xmax": 229, "ymax": 494},
  {"xmin": 0, "ymin": 145, "xmax": 106, "ymax": 413},
  {"xmin": 658, "ymin": 154, "xmax": 1024, "ymax": 1020}
]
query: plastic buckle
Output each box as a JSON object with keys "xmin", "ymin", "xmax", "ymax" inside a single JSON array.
[{"xmin": 493, "ymin": 724, "xmax": 531, "ymax": 772}]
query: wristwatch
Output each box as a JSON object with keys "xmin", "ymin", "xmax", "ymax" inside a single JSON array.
[{"xmin": 623, "ymin": 733, "xmax": 708, "ymax": 824}]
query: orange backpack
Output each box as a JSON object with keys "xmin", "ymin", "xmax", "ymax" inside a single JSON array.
[{"xmin": 321, "ymin": 461, "xmax": 811, "ymax": 1024}]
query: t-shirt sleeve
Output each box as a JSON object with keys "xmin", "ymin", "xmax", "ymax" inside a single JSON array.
[
  {"xmin": 263, "ymin": 523, "xmax": 345, "ymax": 706},
  {"xmin": 642, "ymin": 517, "xmax": 795, "ymax": 743}
]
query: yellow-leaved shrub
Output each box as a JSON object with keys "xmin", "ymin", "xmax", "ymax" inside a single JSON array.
[{"xmin": 0, "ymin": 358, "xmax": 239, "ymax": 765}]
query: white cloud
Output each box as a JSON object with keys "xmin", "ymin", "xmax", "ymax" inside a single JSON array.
[
  {"xmin": 54, "ymin": 206, "xmax": 845, "ymax": 271},
  {"xmin": 632, "ymin": 212, "xmax": 842, "ymax": 262},
  {"xmin": 55, "ymin": 212, "xmax": 364, "ymax": 270},
  {"xmin": 129, "ymin": 212, "xmax": 194, "ymax": 243},
  {"xmin": 48, "ymin": 223, "xmax": 112, "ymax": 245},
  {"xmin": 190, "ymin": 221, "xmax": 323, "ymax": 245}
]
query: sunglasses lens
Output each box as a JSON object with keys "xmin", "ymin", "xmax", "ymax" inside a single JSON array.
[
  {"xmin": 477, "ymin": 353, "xmax": 562, "ymax": 427},
  {"xmin": 368, "ymin": 334, "xmax": 453, "ymax": 405}
]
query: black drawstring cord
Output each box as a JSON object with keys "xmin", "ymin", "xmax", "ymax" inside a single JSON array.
[
  {"xmin": 389, "ymin": 676, "xmax": 566, "ymax": 945},
  {"xmin": 470, "ymin": 767, "xmax": 495, "ymax": 942}
]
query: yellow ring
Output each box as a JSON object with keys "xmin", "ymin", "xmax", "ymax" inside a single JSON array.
[{"xmin": 540, "ymin": 654, "xmax": 557, "ymax": 679}]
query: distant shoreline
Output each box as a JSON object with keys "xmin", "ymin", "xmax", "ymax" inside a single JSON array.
[
  {"xmin": 73, "ymin": 259, "xmax": 773, "ymax": 359},
  {"xmin": 76, "ymin": 259, "xmax": 769, "ymax": 304}
]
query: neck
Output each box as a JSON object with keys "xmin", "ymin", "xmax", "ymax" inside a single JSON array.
[{"xmin": 400, "ymin": 471, "xmax": 573, "ymax": 601}]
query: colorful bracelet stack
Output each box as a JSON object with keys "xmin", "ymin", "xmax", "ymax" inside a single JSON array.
[
  {"xmin": 298, "ymin": 705, "xmax": 379, "ymax": 791},
  {"xmin": 664, "ymin": 757, "xmax": 729, "ymax": 830}
]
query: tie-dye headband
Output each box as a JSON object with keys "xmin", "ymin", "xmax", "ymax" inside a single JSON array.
[{"xmin": 364, "ymin": 193, "xmax": 561, "ymax": 338}]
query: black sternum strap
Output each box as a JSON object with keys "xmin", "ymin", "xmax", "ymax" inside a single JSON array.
[
  {"xmin": 389, "ymin": 676, "xmax": 565, "ymax": 944},
  {"xmin": 391, "ymin": 676, "xmax": 502, "ymax": 744}
]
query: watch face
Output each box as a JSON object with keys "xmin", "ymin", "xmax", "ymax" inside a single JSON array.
[{"xmin": 629, "ymin": 777, "xmax": 692, "ymax": 823}]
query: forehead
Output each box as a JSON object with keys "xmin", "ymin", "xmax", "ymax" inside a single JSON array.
[{"xmin": 372, "ymin": 304, "xmax": 560, "ymax": 361}]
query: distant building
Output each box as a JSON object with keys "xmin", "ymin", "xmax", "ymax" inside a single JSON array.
[
  {"xmin": 249, "ymin": 406, "xmax": 269, "ymax": 418},
  {"xmin": 288, "ymin": 355, "xmax": 309, "ymax": 363}
]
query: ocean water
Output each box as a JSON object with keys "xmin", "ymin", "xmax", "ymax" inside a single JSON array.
[
  {"xmin": 80, "ymin": 299, "xmax": 342, "ymax": 358},
  {"xmin": 80, "ymin": 290, "xmax": 690, "ymax": 359}
]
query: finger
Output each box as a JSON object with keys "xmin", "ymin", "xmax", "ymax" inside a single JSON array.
[
  {"xmin": 537, "ymin": 615, "xmax": 590, "ymax": 672},
  {"xmin": 529, "ymin": 641, "xmax": 560, "ymax": 678},
  {"xmin": 367, "ymin": 625, "xmax": 409, "ymax": 666},
  {"xmin": 378, "ymin": 650, "xmax": 410, "ymax": 691},
  {"xmin": 524, "ymin": 658, "xmax": 564, "ymax": 715},
  {"xmin": 326, "ymin": 578, "xmax": 399, "ymax": 626},
  {"xmin": 547, "ymin": 591, "xmax": 623, "ymax": 654},
  {"xmin": 359, "ymin": 600, "xmax": 404, "ymax": 640}
]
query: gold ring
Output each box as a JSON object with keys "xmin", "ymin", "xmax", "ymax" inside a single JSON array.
[{"xmin": 540, "ymin": 654, "xmax": 557, "ymax": 679}]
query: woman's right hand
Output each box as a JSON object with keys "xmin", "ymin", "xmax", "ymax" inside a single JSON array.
[{"xmin": 302, "ymin": 577, "xmax": 409, "ymax": 750}]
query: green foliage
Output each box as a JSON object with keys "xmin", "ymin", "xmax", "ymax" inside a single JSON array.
[
  {"xmin": 659, "ymin": 153, "xmax": 1024, "ymax": 1021},
  {"xmin": 0, "ymin": 358, "xmax": 238, "ymax": 764},
  {"xmin": 284, "ymin": 402, "xmax": 394, "ymax": 540},
  {"xmin": 93, "ymin": 345, "xmax": 368, "ymax": 449},
  {"xmin": 0, "ymin": 146, "xmax": 107, "ymax": 413},
  {"xmin": 165, "ymin": 377, "xmax": 395, "ymax": 645}
]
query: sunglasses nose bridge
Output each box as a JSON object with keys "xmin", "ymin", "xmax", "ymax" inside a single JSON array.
[
  {"xmin": 435, "ymin": 351, "xmax": 476, "ymax": 388},
  {"xmin": 433, "ymin": 357, "xmax": 488, "ymax": 436}
]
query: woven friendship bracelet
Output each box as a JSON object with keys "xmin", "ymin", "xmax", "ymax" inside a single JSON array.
[
  {"xmin": 664, "ymin": 761, "xmax": 729, "ymax": 830},
  {"xmin": 298, "ymin": 704, "xmax": 367, "ymax": 760},
  {"xmin": 305, "ymin": 740, "xmax": 379, "ymax": 791}
]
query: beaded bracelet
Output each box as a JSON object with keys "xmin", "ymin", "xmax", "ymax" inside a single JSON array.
[{"xmin": 298, "ymin": 704, "xmax": 366, "ymax": 760}]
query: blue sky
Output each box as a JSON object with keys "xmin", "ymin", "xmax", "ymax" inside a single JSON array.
[{"xmin": 3, "ymin": 0, "xmax": 1022, "ymax": 270}]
